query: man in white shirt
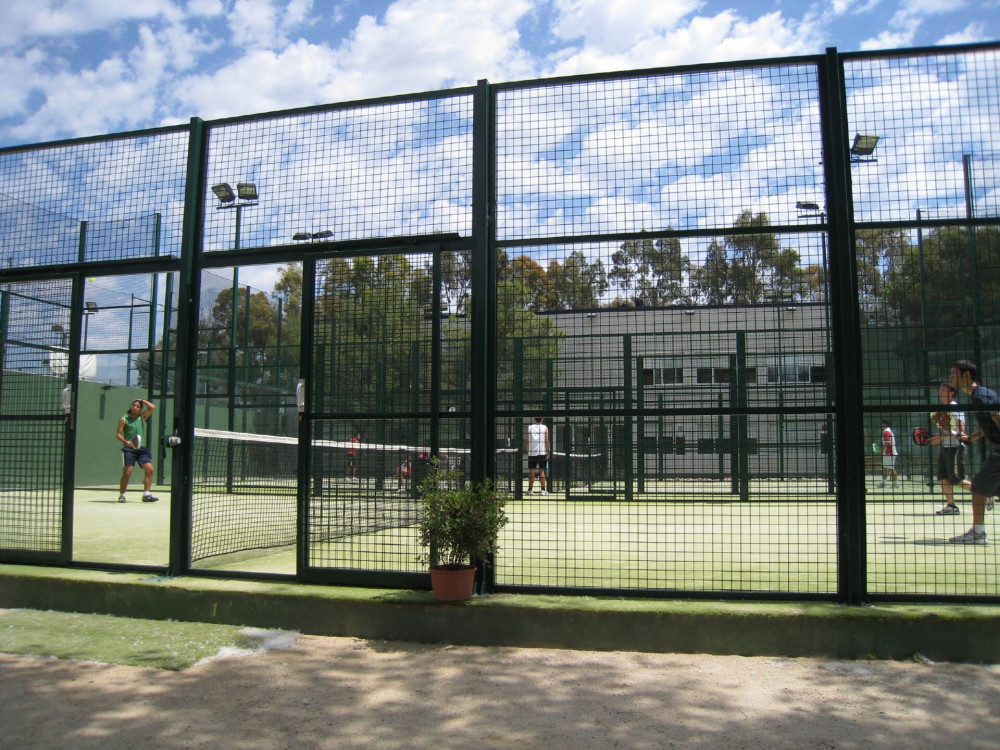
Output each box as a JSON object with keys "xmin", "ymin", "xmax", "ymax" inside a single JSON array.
[{"xmin": 527, "ymin": 417, "xmax": 550, "ymax": 495}]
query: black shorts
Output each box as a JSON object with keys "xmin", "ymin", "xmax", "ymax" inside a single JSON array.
[
  {"xmin": 936, "ymin": 446, "xmax": 965, "ymax": 484},
  {"xmin": 528, "ymin": 455, "xmax": 548, "ymax": 470},
  {"xmin": 971, "ymin": 450, "xmax": 1000, "ymax": 497},
  {"xmin": 122, "ymin": 446, "xmax": 153, "ymax": 467}
]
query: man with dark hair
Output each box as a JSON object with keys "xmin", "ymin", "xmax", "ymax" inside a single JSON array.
[
  {"xmin": 526, "ymin": 417, "xmax": 550, "ymax": 495},
  {"xmin": 949, "ymin": 360, "xmax": 999, "ymax": 543},
  {"xmin": 116, "ymin": 398, "xmax": 159, "ymax": 503},
  {"xmin": 929, "ymin": 382, "xmax": 970, "ymax": 515}
]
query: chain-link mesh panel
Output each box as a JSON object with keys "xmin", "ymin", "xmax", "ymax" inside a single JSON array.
[
  {"xmin": 0, "ymin": 280, "xmax": 71, "ymax": 554},
  {"xmin": 0, "ymin": 130, "xmax": 188, "ymax": 267},
  {"xmin": 845, "ymin": 48, "xmax": 1000, "ymax": 225},
  {"xmin": 202, "ymin": 94, "xmax": 474, "ymax": 252},
  {"xmin": 311, "ymin": 253, "xmax": 435, "ymax": 417},
  {"xmin": 496, "ymin": 63, "xmax": 823, "ymax": 241}
]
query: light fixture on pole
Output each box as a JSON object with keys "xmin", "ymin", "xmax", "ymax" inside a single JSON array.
[
  {"xmin": 293, "ymin": 229, "xmax": 333, "ymax": 241},
  {"xmin": 850, "ymin": 134, "xmax": 880, "ymax": 163},
  {"xmin": 211, "ymin": 180, "xmax": 259, "ymax": 446},
  {"xmin": 212, "ymin": 183, "xmax": 236, "ymax": 204},
  {"xmin": 795, "ymin": 200, "xmax": 828, "ymax": 312},
  {"xmin": 211, "ymin": 180, "xmax": 259, "ymax": 251}
]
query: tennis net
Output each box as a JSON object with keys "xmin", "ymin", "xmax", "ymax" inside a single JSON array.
[
  {"xmin": 190, "ymin": 428, "xmax": 490, "ymax": 564},
  {"xmin": 189, "ymin": 427, "xmax": 604, "ymax": 564}
]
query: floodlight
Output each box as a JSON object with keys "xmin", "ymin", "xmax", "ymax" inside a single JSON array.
[
  {"xmin": 212, "ymin": 183, "xmax": 236, "ymax": 203},
  {"xmin": 850, "ymin": 134, "xmax": 880, "ymax": 159},
  {"xmin": 85, "ymin": 301, "xmax": 99, "ymax": 312},
  {"xmin": 292, "ymin": 233, "xmax": 311, "ymax": 241},
  {"xmin": 236, "ymin": 182, "xmax": 258, "ymax": 201},
  {"xmin": 796, "ymin": 201, "xmax": 820, "ymax": 211},
  {"xmin": 312, "ymin": 230, "xmax": 333, "ymax": 239}
]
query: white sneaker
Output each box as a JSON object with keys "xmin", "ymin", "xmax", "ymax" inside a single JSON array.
[
  {"xmin": 949, "ymin": 528, "xmax": 987, "ymax": 544},
  {"xmin": 540, "ymin": 489, "xmax": 548, "ymax": 495},
  {"xmin": 118, "ymin": 495, "xmax": 127, "ymax": 503},
  {"xmin": 892, "ymin": 482, "xmax": 901, "ymax": 489},
  {"xmin": 875, "ymin": 481, "xmax": 886, "ymax": 488}
]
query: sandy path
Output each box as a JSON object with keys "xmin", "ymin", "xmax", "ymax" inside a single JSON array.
[{"xmin": 2, "ymin": 636, "xmax": 999, "ymax": 749}]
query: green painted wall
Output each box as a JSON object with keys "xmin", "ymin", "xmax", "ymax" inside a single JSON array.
[{"xmin": 74, "ymin": 379, "xmax": 173, "ymax": 487}]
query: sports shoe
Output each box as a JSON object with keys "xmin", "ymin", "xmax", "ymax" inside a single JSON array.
[
  {"xmin": 892, "ymin": 482, "xmax": 901, "ymax": 489},
  {"xmin": 875, "ymin": 480, "xmax": 886, "ymax": 488},
  {"xmin": 142, "ymin": 493, "xmax": 159, "ymax": 503},
  {"xmin": 949, "ymin": 528, "xmax": 987, "ymax": 544},
  {"xmin": 935, "ymin": 504, "xmax": 960, "ymax": 515},
  {"xmin": 539, "ymin": 488, "xmax": 548, "ymax": 495},
  {"xmin": 118, "ymin": 495, "xmax": 127, "ymax": 503}
]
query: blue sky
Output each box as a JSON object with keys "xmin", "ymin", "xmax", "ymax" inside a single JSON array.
[{"xmin": 1, "ymin": 0, "xmax": 997, "ymax": 149}]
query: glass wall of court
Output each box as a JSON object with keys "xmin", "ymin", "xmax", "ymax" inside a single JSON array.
[{"xmin": 1, "ymin": 44, "xmax": 998, "ymax": 601}]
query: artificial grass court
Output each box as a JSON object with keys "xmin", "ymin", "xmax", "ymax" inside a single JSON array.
[
  {"xmin": 0, "ymin": 608, "xmax": 296, "ymax": 670},
  {"xmin": 67, "ymin": 480, "xmax": 1000, "ymax": 597}
]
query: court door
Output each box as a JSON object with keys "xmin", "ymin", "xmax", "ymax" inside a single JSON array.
[
  {"xmin": 299, "ymin": 244, "xmax": 459, "ymax": 586},
  {"xmin": 0, "ymin": 279, "xmax": 75, "ymax": 563}
]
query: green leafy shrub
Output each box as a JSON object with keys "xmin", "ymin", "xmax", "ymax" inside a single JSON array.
[{"xmin": 417, "ymin": 460, "xmax": 509, "ymax": 568}]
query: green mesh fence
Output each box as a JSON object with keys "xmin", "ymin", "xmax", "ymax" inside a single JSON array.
[{"xmin": 1, "ymin": 46, "xmax": 999, "ymax": 600}]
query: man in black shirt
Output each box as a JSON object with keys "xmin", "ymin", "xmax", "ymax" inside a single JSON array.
[{"xmin": 949, "ymin": 360, "xmax": 1000, "ymax": 544}]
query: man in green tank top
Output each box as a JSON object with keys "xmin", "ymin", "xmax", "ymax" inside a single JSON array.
[{"xmin": 116, "ymin": 398, "xmax": 158, "ymax": 503}]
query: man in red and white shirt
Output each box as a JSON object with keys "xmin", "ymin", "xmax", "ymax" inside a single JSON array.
[{"xmin": 876, "ymin": 419, "xmax": 899, "ymax": 489}]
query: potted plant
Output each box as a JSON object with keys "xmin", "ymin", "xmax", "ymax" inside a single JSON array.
[{"xmin": 417, "ymin": 460, "xmax": 509, "ymax": 601}]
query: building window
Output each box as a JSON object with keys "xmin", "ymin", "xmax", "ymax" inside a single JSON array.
[
  {"xmin": 694, "ymin": 367, "xmax": 754, "ymax": 384},
  {"xmin": 643, "ymin": 367, "xmax": 684, "ymax": 385}
]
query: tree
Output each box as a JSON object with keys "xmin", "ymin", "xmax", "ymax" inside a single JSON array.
[
  {"xmin": 610, "ymin": 235, "xmax": 691, "ymax": 306},
  {"xmin": 508, "ymin": 254, "xmax": 548, "ymax": 311},
  {"xmin": 855, "ymin": 227, "xmax": 910, "ymax": 323},
  {"xmin": 313, "ymin": 254, "xmax": 430, "ymax": 423},
  {"xmin": 690, "ymin": 239, "xmax": 729, "ymax": 305},
  {"xmin": 545, "ymin": 250, "xmax": 608, "ymax": 310},
  {"xmin": 724, "ymin": 210, "xmax": 783, "ymax": 305},
  {"xmin": 885, "ymin": 225, "xmax": 1000, "ymax": 341},
  {"xmin": 495, "ymin": 277, "xmax": 562, "ymax": 398}
]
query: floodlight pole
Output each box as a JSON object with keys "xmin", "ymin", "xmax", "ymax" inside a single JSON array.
[
  {"xmin": 963, "ymin": 155, "xmax": 983, "ymax": 367},
  {"xmin": 213, "ymin": 182, "xmax": 258, "ymax": 490}
]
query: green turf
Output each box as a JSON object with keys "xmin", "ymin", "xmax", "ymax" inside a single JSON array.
[
  {"xmin": 0, "ymin": 608, "xmax": 296, "ymax": 670},
  {"xmin": 67, "ymin": 479, "xmax": 1000, "ymax": 596}
]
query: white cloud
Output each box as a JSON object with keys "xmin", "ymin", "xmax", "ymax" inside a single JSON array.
[
  {"xmin": 859, "ymin": 26, "xmax": 917, "ymax": 50},
  {"xmin": 4, "ymin": 14, "xmax": 222, "ymax": 143},
  {"xmin": 174, "ymin": 0, "xmax": 537, "ymax": 119},
  {"xmin": 831, "ymin": 0, "xmax": 884, "ymax": 13},
  {"xmin": 8, "ymin": 57, "xmax": 157, "ymax": 143},
  {"xmin": 898, "ymin": 0, "xmax": 965, "ymax": 13},
  {"xmin": 187, "ymin": 0, "xmax": 225, "ymax": 14},
  {"xmin": 551, "ymin": 0, "xmax": 705, "ymax": 51},
  {"xmin": 936, "ymin": 22, "xmax": 988, "ymax": 45},
  {"xmin": 0, "ymin": 0, "xmax": 174, "ymax": 46},
  {"xmin": 229, "ymin": 0, "xmax": 285, "ymax": 49},
  {"xmin": 545, "ymin": 10, "xmax": 823, "ymax": 77}
]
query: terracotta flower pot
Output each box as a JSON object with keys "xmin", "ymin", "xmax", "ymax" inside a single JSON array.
[{"xmin": 429, "ymin": 565, "xmax": 477, "ymax": 601}]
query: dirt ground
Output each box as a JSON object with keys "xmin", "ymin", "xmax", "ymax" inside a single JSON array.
[{"xmin": 2, "ymin": 635, "xmax": 999, "ymax": 749}]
